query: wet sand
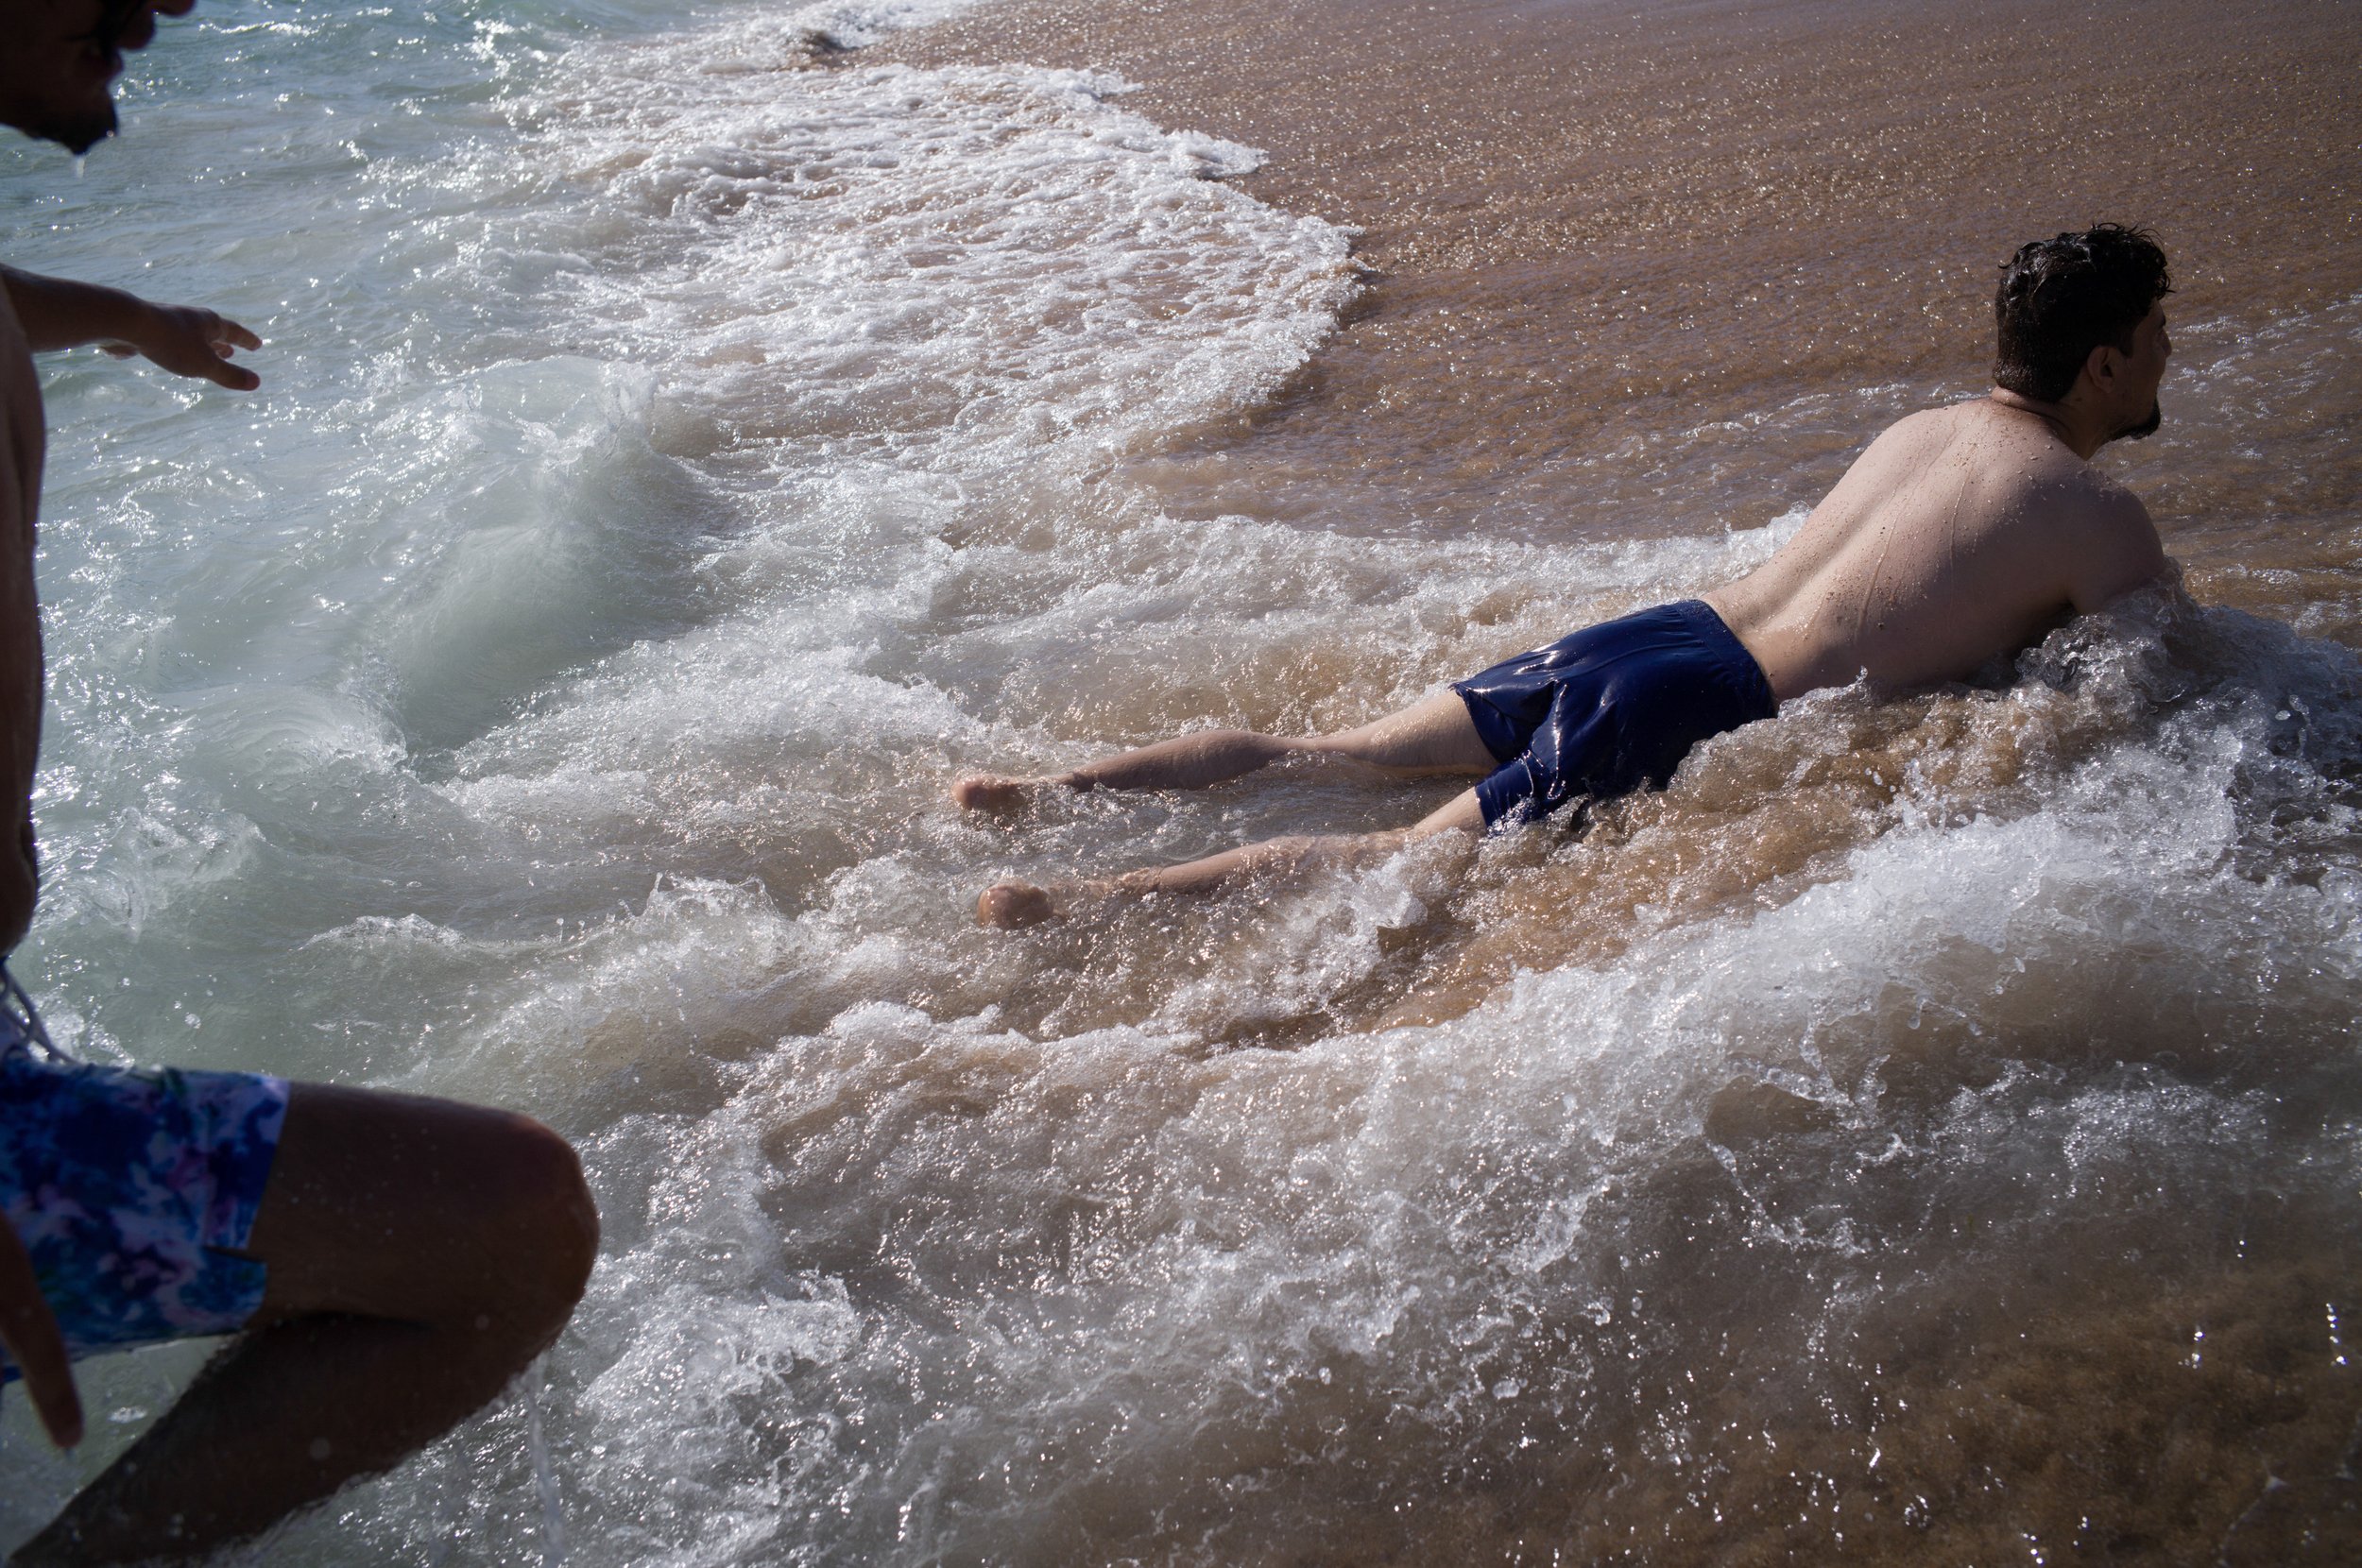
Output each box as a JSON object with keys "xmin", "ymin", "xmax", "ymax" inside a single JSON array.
[
  {"xmin": 881, "ymin": 0, "xmax": 2362, "ymax": 609},
  {"xmin": 871, "ymin": 1, "xmax": 2362, "ymax": 1560}
]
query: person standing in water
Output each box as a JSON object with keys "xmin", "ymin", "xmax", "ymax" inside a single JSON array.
[
  {"xmin": 959, "ymin": 224, "xmax": 2177, "ymax": 928},
  {"xmin": 0, "ymin": 1, "xmax": 598, "ymax": 1561}
]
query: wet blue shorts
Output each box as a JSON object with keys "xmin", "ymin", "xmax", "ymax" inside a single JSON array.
[
  {"xmin": 1453, "ymin": 599, "xmax": 1778, "ymax": 830},
  {"xmin": 0, "ymin": 982, "xmax": 288, "ymax": 1378}
]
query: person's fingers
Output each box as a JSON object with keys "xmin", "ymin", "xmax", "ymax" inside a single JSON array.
[
  {"xmin": 0, "ymin": 1219, "xmax": 81, "ymax": 1450},
  {"xmin": 155, "ymin": 312, "xmax": 262, "ymax": 390},
  {"xmin": 104, "ymin": 307, "xmax": 264, "ymax": 390},
  {"xmin": 192, "ymin": 351, "xmax": 261, "ymax": 391},
  {"xmin": 15, "ymin": 1333, "xmax": 83, "ymax": 1450}
]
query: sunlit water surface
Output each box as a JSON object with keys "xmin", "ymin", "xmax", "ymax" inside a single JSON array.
[{"xmin": 0, "ymin": 0, "xmax": 2358, "ymax": 1562}]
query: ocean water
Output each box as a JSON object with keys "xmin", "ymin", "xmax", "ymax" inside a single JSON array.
[{"xmin": 1, "ymin": 0, "xmax": 2359, "ymax": 1562}]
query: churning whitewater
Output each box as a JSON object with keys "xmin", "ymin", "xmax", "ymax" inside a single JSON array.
[{"xmin": 2, "ymin": 0, "xmax": 2359, "ymax": 1561}]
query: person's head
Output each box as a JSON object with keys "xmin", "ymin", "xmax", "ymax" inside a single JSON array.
[
  {"xmin": 0, "ymin": 0, "xmax": 192, "ymax": 156},
  {"xmin": 1994, "ymin": 224, "xmax": 2174, "ymax": 440}
]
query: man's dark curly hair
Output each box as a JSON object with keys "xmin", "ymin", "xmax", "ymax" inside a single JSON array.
[{"xmin": 1993, "ymin": 225, "xmax": 2172, "ymax": 402}]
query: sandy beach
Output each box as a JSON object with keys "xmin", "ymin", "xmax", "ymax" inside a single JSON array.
[{"xmin": 881, "ymin": 0, "xmax": 2362, "ymax": 604}]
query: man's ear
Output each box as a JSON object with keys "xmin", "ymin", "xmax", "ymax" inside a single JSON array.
[{"xmin": 2081, "ymin": 339, "xmax": 2124, "ymax": 394}]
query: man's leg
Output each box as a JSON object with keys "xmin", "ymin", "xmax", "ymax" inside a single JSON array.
[
  {"xmin": 978, "ymin": 785, "xmax": 1488, "ymax": 928},
  {"xmin": 952, "ymin": 690, "xmax": 1498, "ymax": 810},
  {"xmin": 14, "ymin": 1082, "xmax": 598, "ymax": 1566}
]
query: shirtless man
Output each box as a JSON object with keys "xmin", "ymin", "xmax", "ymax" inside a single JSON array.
[
  {"xmin": 960, "ymin": 224, "xmax": 2176, "ymax": 928},
  {"xmin": 0, "ymin": 2, "xmax": 597, "ymax": 1562}
]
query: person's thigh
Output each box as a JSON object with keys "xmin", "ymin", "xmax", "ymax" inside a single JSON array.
[
  {"xmin": 236, "ymin": 1082, "xmax": 594, "ymax": 1326},
  {"xmin": 1319, "ymin": 689, "xmax": 1499, "ymax": 775}
]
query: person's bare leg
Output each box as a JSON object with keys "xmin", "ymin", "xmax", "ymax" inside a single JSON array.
[
  {"xmin": 952, "ymin": 729, "xmax": 1299, "ymax": 810},
  {"xmin": 13, "ymin": 1083, "xmax": 599, "ymax": 1566},
  {"xmin": 978, "ymin": 786, "xmax": 1489, "ymax": 928},
  {"xmin": 952, "ymin": 690, "xmax": 1497, "ymax": 810}
]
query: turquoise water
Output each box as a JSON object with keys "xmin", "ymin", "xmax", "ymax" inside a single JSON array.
[{"xmin": 2, "ymin": 1, "xmax": 2360, "ymax": 1562}]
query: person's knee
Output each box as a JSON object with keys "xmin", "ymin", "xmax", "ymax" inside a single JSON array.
[
  {"xmin": 1245, "ymin": 833, "xmax": 1322, "ymax": 866},
  {"xmin": 1300, "ymin": 731, "xmax": 1368, "ymax": 768},
  {"xmin": 472, "ymin": 1114, "xmax": 598, "ymax": 1336},
  {"xmin": 248, "ymin": 1087, "xmax": 596, "ymax": 1349},
  {"xmin": 517, "ymin": 1118, "xmax": 599, "ymax": 1313}
]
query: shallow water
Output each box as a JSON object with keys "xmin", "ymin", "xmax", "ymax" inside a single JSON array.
[{"xmin": 1, "ymin": 0, "xmax": 2359, "ymax": 1562}]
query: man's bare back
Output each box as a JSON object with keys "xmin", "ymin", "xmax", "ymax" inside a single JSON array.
[
  {"xmin": 1706, "ymin": 392, "xmax": 2168, "ymax": 700},
  {"xmin": 958, "ymin": 230, "xmax": 2180, "ymax": 928}
]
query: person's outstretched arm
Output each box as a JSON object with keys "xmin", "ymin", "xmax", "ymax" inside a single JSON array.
[{"xmin": 0, "ymin": 264, "xmax": 261, "ymax": 390}]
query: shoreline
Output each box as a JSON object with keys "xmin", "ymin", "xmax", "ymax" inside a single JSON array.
[{"xmin": 875, "ymin": 0, "xmax": 2362, "ymax": 579}]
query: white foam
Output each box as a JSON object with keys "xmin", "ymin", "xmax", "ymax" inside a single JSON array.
[
  {"xmin": 10, "ymin": 0, "xmax": 2362, "ymax": 1559},
  {"xmin": 481, "ymin": 48, "xmax": 1356, "ymax": 480},
  {"xmin": 402, "ymin": 577, "xmax": 2362, "ymax": 1561}
]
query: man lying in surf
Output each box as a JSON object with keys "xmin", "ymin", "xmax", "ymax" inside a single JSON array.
[{"xmin": 957, "ymin": 223, "xmax": 2178, "ymax": 929}]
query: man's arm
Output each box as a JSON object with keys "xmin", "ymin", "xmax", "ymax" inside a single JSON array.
[
  {"xmin": 0, "ymin": 264, "xmax": 261, "ymax": 391},
  {"xmin": 2065, "ymin": 486, "xmax": 2173, "ymax": 613}
]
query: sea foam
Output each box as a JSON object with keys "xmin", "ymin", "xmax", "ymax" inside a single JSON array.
[{"xmin": 5, "ymin": 1, "xmax": 2360, "ymax": 1562}]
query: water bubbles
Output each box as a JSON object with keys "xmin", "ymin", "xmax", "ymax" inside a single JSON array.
[{"xmin": 19, "ymin": 0, "xmax": 2362, "ymax": 1559}]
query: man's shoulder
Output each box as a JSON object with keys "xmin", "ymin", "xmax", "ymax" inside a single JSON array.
[
  {"xmin": 2011, "ymin": 453, "xmax": 2166, "ymax": 610},
  {"xmin": 1933, "ymin": 401, "xmax": 2143, "ymax": 521},
  {"xmin": 1879, "ymin": 398, "xmax": 2068, "ymax": 469},
  {"xmin": 1874, "ymin": 402, "xmax": 1969, "ymax": 448},
  {"xmin": 2028, "ymin": 453, "xmax": 2150, "ymax": 532}
]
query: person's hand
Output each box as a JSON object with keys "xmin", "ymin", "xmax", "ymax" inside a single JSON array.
[
  {"xmin": 0, "ymin": 1208, "xmax": 80, "ymax": 1449},
  {"xmin": 101, "ymin": 301, "xmax": 262, "ymax": 392}
]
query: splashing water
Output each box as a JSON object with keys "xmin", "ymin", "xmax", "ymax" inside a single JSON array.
[{"xmin": 0, "ymin": 0, "xmax": 2357, "ymax": 1563}]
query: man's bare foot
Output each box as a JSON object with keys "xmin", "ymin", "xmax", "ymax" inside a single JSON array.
[
  {"xmin": 978, "ymin": 880, "xmax": 1059, "ymax": 929},
  {"xmin": 950, "ymin": 774, "xmax": 1070, "ymax": 811}
]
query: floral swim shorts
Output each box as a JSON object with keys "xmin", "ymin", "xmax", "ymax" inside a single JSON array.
[{"xmin": 0, "ymin": 973, "xmax": 288, "ymax": 1377}]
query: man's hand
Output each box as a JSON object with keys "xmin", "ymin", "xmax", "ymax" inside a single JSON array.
[
  {"xmin": 0, "ymin": 265, "xmax": 262, "ymax": 391},
  {"xmin": 0, "ymin": 1208, "xmax": 80, "ymax": 1449},
  {"xmin": 100, "ymin": 301, "xmax": 262, "ymax": 392}
]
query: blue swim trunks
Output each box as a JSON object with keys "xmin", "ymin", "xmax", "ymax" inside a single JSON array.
[
  {"xmin": 1453, "ymin": 599, "xmax": 1778, "ymax": 830},
  {"xmin": 0, "ymin": 975, "xmax": 288, "ymax": 1378}
]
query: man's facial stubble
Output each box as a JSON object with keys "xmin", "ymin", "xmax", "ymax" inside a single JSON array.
[{"xmin": 4, "ymin": 0, "xmax": 136, "ymax": 155}]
